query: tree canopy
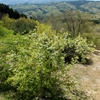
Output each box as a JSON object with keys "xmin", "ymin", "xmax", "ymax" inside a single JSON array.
[{"xmin": 0, "ymin": 3, "xmax": 27, "ymax": 19}]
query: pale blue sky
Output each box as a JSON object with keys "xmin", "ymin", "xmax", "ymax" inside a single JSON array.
[{"xmin": 0, "ymin": 0, "xmax": 100, "ymax": 5}]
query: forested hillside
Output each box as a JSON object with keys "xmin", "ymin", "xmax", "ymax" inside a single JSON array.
[
  {"xmin": 0, "ymin": 2, "xmax": 100, "ymax": 100},
  {"xmin": 10, "ymin": 2, "xmax": 76, "ymax": 20},
  {"xmin": 0, "ymin": 4, "xmax": 27, "ymax": 19},
  {"xmin": 10, "ymin": 1, "xmax": 100, "ymax": 20}
]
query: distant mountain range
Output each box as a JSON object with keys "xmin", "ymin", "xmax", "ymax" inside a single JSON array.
[
  {"xmin": 1, "ymin": 0, "xmax": 100, "ymax": 20},
  {"xmin": 9, "ymin": 0, "xmax": 100, "ymax": 20},
  {"xmin": 0, "ymin": 0, "xmax": 98, "ymax": 5}
]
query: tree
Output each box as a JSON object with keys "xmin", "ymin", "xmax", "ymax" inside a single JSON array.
[
  {"xmin": 1, "ymin": 14, "xmax": 14, "ymax": 29},
  {"xmin": 12, "ymin": 17, "xmax": 36, "ymax": 34},
  {"xmin": 63, "ymin": 10, "xmax": 92, "ymax": 36}
]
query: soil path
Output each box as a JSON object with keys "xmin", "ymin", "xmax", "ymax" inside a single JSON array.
[{"xmin": 69, "ymin": 50, "xmax": 100, "ymax": 100}]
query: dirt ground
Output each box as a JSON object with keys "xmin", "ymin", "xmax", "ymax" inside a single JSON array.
[{"xmin": 69, "ymin": 50, "xmax": 100, "ymax": 100}]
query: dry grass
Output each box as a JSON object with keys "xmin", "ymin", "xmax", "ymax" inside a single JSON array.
[{"xmin": 69, "ymin": 50, "xmax": 100, "ymax": 100}]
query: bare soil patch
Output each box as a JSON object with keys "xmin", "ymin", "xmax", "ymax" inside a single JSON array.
[{"xmin": 69, "ymin": 50, "xmax": 100, "ymax": 100}]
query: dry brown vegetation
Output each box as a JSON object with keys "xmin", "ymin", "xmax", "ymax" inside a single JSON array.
[{"xmin": 69, "ymin": 50, "xmax": 100, "ymax": 100}]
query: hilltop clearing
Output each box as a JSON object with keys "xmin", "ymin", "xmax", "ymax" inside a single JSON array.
[{"xmin": 69, "ymin": 50, "xmax": 100, "ymax": 100}]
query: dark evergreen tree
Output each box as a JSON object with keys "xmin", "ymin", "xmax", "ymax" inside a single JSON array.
[{"xmin": 0, "ymin": 3, "xmax": 27, "ymax": 19}]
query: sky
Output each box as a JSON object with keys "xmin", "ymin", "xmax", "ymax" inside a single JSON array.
[{"xmin": 0, "ymin": 0, "xmax": 100, "ymax": 5}]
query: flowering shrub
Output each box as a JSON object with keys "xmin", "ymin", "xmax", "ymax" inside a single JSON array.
[{"xmin": 0, "ymin": 23, "xmax": 94, "ymax": 99}]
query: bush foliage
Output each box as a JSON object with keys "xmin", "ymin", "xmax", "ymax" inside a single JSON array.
[{"xmin": 0, "ymin": 22, "xmax": 94, "ymax": 99}]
